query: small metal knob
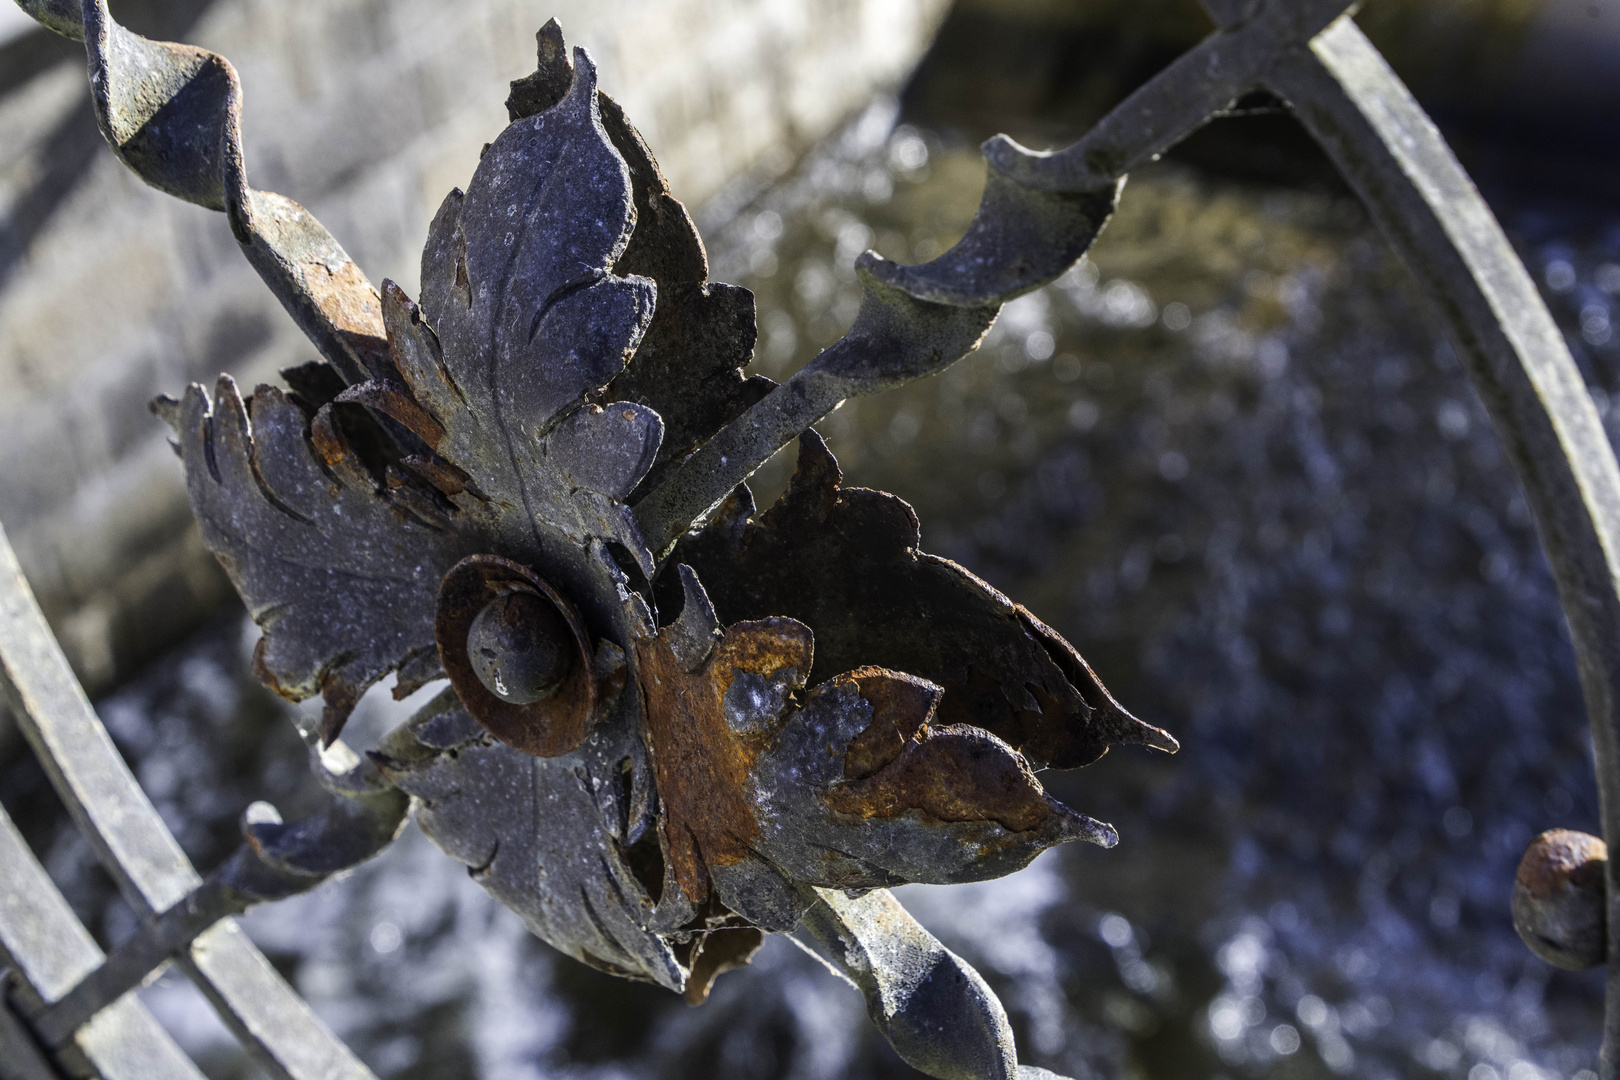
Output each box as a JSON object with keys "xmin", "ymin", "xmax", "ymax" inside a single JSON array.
[
  {"xmin": 436, "ymin": 554, "xmax": 601, "ymax": 757},
  {"xmin": 1512, "ymin": 828, "xmax": 1608, "ymax": 970},
  {"xmin": 467, "ymin": 590, "xmax": 574, "ymax": 705}
]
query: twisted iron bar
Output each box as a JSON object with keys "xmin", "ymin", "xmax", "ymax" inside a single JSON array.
[
  {"xmin": 631, "ymin": 0, "xmax": 1352, "ymax": 553},
  {"xmin": 10, "ymin": 0, "xmax": 1620, "ymax": 1075},
  {"xmin": 18, "ymin": 0, "xmax": 392, "ymax": 386}
]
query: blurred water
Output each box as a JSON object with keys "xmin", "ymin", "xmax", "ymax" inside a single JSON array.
[{"xmin": 6, "ymin": 98, "xmax": 1620, "ymax": 1079}]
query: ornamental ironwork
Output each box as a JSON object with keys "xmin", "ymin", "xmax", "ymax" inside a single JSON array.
[{"xmin": 3, "ymin": 1, "xmax": 1619, "ymax": 1079}]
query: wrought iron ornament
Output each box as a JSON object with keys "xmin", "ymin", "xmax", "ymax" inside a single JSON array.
[
  {"xmin": 142, "ymin": 20, "xmax": 1173, "ymax": 1071},
  {"xmin": 10, "ymin": 0, "xmax": 1620, "ymax": 1077}
]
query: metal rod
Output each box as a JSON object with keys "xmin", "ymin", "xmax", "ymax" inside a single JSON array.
[
  {"xmin": 0, "ymin": 976, "xmax": 62, "ymax": 1080},
  {"xmin": 29, "ymin": 780, "xmax": 408, "ymax": 1050},
  {"xmin": 981, "ymin": 0, "xmax": 1350, "ymax": 194},
  {"xmin": 32, "ymin": 881, "xmax": 245, "ymax": 1048},
  {"xmin": 793, "ymin": 887, "xmax": 1020, "ymax": 1080},
  {"xmin": 632, "ymin": 0, "xmax": 1359, "ymax": 555},
  {"xmin": 0, "ymin": 523, "xmax": 377, "ymax": 1080},
  {"xmin": 1263, "ymin": 16, "xmax": 1620, "ymax": 1077},
  {"xmin": 0, "ymin": 803, "xmax": 205, "ymax": 1080}
]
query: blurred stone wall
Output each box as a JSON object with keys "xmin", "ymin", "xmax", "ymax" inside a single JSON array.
[
  {"xmin": 903, "ymin": 0, "xmax": 1620, "ymax": 196},
  {"xmin": 0, "ymin": 0, "xmax": 949, "ymax": 693}
]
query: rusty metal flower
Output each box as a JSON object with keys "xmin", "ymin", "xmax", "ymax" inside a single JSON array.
[{"xmin": 153, "ymin": 18, "xmax": 1175, "ymax": 1054}]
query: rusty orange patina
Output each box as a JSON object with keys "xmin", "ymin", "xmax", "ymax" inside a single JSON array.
[
  {"xmin": 824, "ymin": 667, "xmax": 1060, "ymax": 835},
  {"xmin": 682, "ymin": 926, "xmax": 766, "ymax": 1006},
  {"xmin": 1518, "ymin": 829, "xmax": 1608, "ymax": 901},
  {"xmin": 636, "ymin": 617, "xmax": 814, "ymax": 906},
  {"xmin": 840, "ymin": 666, "xmax": 940, "ymax": 780}
]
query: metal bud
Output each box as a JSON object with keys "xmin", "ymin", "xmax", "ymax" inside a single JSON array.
[
  {"xmin": 1512, "ymin": 828, "xmax": 1608, "ymax": 970},
  {"xmin": 434, "ymin": 554, "xmax": 600, "ymax": 758},
  {"xmin": 467, "ymin": 590, "xmax": 574, "ymax": 704}
]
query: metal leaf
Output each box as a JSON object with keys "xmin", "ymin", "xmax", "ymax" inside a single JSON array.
[
  {"xmin": 596, "ymin": 92, "xmax": 774, "ymax": 496},
  {"xmin": 135, "ymin": 12, "xmax": 1178, "ymax": 1051},
  {"xmin": 160, "ymin": 49, "xmax": 671, "ymax": 743},
  {"xmin": 161, "ymin": 378, "xmax": 472, "ymax": 743},
  {"xmin": 674, "ymin": 430, "xmax": 1178, "ymax": 769},
  {"xmin": 502, "ymin": 22, "xmax": 772, "ymax": 497},
  {"xmin": 420, "ymin": 49, "xmax": 652, "ymax": 440},
  {"xmin": 634, "ymin": 588, "xmax": 816, "ymax": 928},
  {"xmin": 747, "ymin": 665, "xmax": 1117, "ymax": 890},
  {"xmin": 373, "ymin": 689, "xmax": 690, "ymax": 991},
  {"xmin": 635, "ymin": 566, "xmax": 1115, "ymax": 928}
]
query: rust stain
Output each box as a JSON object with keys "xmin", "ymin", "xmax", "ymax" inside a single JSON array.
[
  {"xmin": 841, "ymin": 667, "xmax": 939, "ymax": 780},
  {"xmin": 637, "ymin": 617, "xmax": 813, "ymax": 906},
  {"xmin": 299, "ymin": 255, "xmax": 392, "ymax": 378},
  {"xmin": 1517, "ymin": 828, "xmax": 1608, "ymax": 901},
  {"xmin": 301, "ymin": 257, "xmax": 386, "ymax": 338},
  {"xmin": 825, "ymin": 668, "xmax": 1057, "ymax": 834},
  {"xmin": 435, "ymin": 555, "xmax": 599, "ymax": 758},
  {"xmin": 401, "ymin": 454, "xmax": 481, "ymax": 500},
  {"xmin": 318, "ymin": 670, "xmax": 365, "ymax": 747},
  {"xmin": 337, "ymin": 380, "xmax": 448, "ymax": 447},
  {"xmin": 308, "ymin": 404, "xmax": 348, "ymax": 467},
  {"xmin": 251, "ymin": 636, "xmax": 297, "ymax": 701}
]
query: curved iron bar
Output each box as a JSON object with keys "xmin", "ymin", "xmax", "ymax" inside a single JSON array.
[
  {"xmin": 630, "ymin": 0, "xmax": 1354, "ymax": 555},
  {"xmin": 0, "ymin": 804, "xmax": 206, "ymax": 1080},
  {"xmin": 28, "ymin": 771, "xmax": 407, "ymax": 1050},
  {"xmin": 0, "ymin": 520, "xmax": 381, "ymax": 1080},
  {"xmin": 1261, "ymin": 22, "xmax": 1620, "ymax": 1075},
  {"xmin": 10, "ymin": 0, "xmax": 1620, "ymax": 1073}
]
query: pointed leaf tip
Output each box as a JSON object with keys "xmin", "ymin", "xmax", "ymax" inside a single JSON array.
[
  {"xmin": 1144, "ymin": 726, "xmax": 1180, "ymax": 754},
  {"xmin": 667, "ymin": 564, "xmax": 722, "ymax": 673},
  {"xmin": 508, "ymin": 18, "xmax": 574, "ymax": 120},
  {"xmin": 150, "ymin": 394, "xmax": 182, "ymax": 432}
]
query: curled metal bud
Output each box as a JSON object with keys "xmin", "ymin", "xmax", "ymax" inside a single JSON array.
[
  {"xmin": 435, "ymin": 554, "xmax": 598, "ymax": 757},
  {"xmin": 1512, "ymin": 828, "xmax": 1608, "ymax": 970}
]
